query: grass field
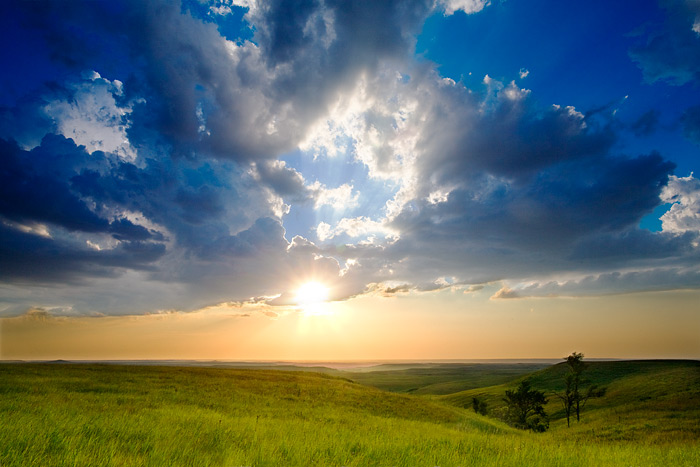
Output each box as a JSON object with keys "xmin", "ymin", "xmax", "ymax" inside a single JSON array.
[
  {"xmin": 0, "ymin": 361, "xmax": 698, "ymax": 466},
  {"xmin": 335, "ymin": 363, "xmax": 552, "ymax": 394},
  {"xmin": 442, "ymin": 360, "xmax": 700, "ymax": 444}
]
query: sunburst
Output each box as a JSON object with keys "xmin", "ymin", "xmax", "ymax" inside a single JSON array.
[{"xmin": 295, "ymin": 281, "xmax": 330, "ymax": 305}]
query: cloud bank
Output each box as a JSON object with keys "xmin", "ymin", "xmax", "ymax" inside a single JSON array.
[{"xmin": 1, "ymin": 0, "xmax": 699, "ymax": 317}]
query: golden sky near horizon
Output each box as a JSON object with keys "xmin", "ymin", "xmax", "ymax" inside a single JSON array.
[{"xmin": 3, "ymin": 286, "xmax": 699, "ymax": 361}]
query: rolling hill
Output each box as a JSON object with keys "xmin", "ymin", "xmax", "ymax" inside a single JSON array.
[
  {"xmin": 442, "ymin": 359, "xmax": 700, "ymax": 443},
  {"xmin": 0, "ymin": 361, "xmax": 698, "ymax": 465}
]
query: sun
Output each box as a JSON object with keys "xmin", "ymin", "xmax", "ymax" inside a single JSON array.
[{"xmin": 295, "ymin": 281, "xmax": 330, "ymax": 306}]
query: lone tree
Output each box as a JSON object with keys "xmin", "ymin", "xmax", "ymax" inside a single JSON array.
[
  {"xmin": 472, "ymin": 396, "xmax": 488, "ymax": 415},
  {"xmin": 555, "ymin": 372, "xmax": 577, "ymax": 427},
  {"xmin": 555, "ymin": 352, "xmax": 606, "ymax": 427},
  {"xmin": 503, "ymin": 380, "xmax": 549, "ymax": 432}
]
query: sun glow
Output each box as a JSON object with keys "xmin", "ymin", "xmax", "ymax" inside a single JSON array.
[{"xmin": 295, "ymin": 281, "xmax": 330, "ymax": 305}]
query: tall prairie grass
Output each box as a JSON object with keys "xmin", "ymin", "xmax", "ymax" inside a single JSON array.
[{"xmin": 0, "ymin": 363, "xmax": 698, "ymax": 466}]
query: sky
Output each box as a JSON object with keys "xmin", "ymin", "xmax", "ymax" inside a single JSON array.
[{"xmin": 1, "ymin": 0, "xmax": 699, "ymax": 361}]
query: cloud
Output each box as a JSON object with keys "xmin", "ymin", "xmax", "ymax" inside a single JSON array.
[
  {"xmin": 0, "ymin": 136, "xmax": 162, "ymax": 242},
  {"xmin": 0, "ymin": 221, "xmax": 166, "ymax": 284},
  {"xmin": 299, "ymin": 66, "xmax": 690, "ymax": 295},
  {"xmin": 629, "ymin": 0, "xmax": 700, "ymax": 85},
  {"xmin": 490, "ymin": 286, "xmax": 520, "ymax": 300},
  {"xmin": 252, "ymin": 160, "xmax": 309, "ymax": 201},
  {"xmin": 660, "ymin": 174, "xmax": 700, "ymax": 234},
  {"xmin": 252, "ymin": 163, "xmax": 360, "ymax": 211},
  {"xmin": 0, "ymin": 0, "xmax": 698, "ymax": 318},
  {"xmin": 383, "ymin": 75, "xmax": 669, "ymax": 244},
  {"xmin": 43, "ymin": 72, "xmax": 138, "ymax": 161},
  {"xmin": 316, "ymin": 216, "xmax": 392, "ymax": 242},
  {"xmin": 310, "ymin": 182, "xmax": 359, "ymax": 210},
  {"xmin": 496, "ymin": 267, "xmax": 700, "ymax": 298},
  {"xmin": 436, "ymin": 0, "xmax": 491, "ymax": 16}
]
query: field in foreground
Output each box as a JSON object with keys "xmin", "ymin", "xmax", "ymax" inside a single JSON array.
[{"xmin": 0, "ymin": 362, "xmax": 698, "ymax": 466}]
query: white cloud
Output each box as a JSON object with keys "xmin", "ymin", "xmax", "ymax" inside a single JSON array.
[
  {"xmin": 437, "ymin": 0, "xmax": 491, "ymax": 15},
  {"xmin": 427, "ymin": 188, "xmax": 451, "ymax": 205},
  {"xmin": 231, "ymin": 0, "xmax": 256, "ymax": 10},
  {"xmin": 503, "ymin": 80, "xmax": 531, "ymax": 101},
  {"xmin": 316, "ymin": 216, "xmax": 394, "ymax": 242},
  {"xmin": 660, "ymin": 174, "xmax": 700, "ymax": 234},
  {"xmin": 209, "ymin": 5, "xmax": 232, "ymax": 16},
  {"xmin": 519, "ymin": 68, "xmax": 530, "ymax": 79},
  {"xmin": 299, "ymin": 118, "xmax": 351, "ymax": 159},
  {"xmin": 310, "ymin": 182, "xmax": 359, "ymax": 210},
  {"xmin": 316, "ymin": 222, "xmax": 333, "ymax": 241},
  {"xmin": 43, "ymin": 72, "xmax": 138, "ymax": 161}
]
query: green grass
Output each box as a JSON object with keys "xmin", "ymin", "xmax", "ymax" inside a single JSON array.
[
  {"xmin": 1, "ymin": 362, "xmax": 698, "ymax": 466},
  {"xmin": 335, "ymin": 363, "xmax": 551, "ymax": 394},
  {"xmin": 443, "ymin": 360, "xmax": 700, "ymax": 444}
]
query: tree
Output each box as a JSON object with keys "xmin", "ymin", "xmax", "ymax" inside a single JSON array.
[
  {"xmin": 556, "ymin": 352, "xmax": 606, "ymax": 426},
  {"xmin": 554, "ymin": 373, "xmax": 576, "ymax": 427},
  {"xmin": 503, "ymin": 380, "xmax": 549, "ymax": 432},
  {"xmin": 472, "ymin": 396, "xmax": 488, "ymax": 415}
]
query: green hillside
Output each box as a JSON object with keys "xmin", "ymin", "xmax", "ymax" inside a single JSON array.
[
  {"xmin": 336, "ymin": 363, "xmax": 551, "ymax": 394},
  {"xmin": 0, "ymin": 362, "xmax": 698, "ymax": 466},
  {"xmin": 443, "ymin": 360, "xmax": 700, "ymax": 443}
]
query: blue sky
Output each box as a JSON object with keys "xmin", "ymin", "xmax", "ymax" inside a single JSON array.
[{"xmin": 0, "ymin": 0, "xmax": 699, "ymax": 356}]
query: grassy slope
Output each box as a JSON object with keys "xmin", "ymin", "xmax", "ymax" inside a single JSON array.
[
  {"xmin": 443, "ymin": 360, "xmax": 700, "ymax": 443},
  {"xmin": 335, "ymin": 363, "xmax": 551, "ymax": 394},
  {"xmin": 0, "ymin": 362, "xmax": 698, "ymax": 466}
]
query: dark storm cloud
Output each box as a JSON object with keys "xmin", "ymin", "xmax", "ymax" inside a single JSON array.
[
  {"xmin": 107, "ymin": 0, "xmax": 431, "ymax": 163},
  {"xmin": 0, "ymin": 136, "xmax": 160, "ymax": 241},
  {"xmin": 393, "ymin": 150, "xmax": 675, "ymax": 251},
  {"xmin": 422, "ymin": 95, "xmax": 617, "ymax": 183},
  {"xmin": 0, "ymin": 223, "xmax": 165, "ymax": 284},
  {"xmin": 174, "ymin": 186, "xmax": 225, "ymax": 224},
  {"xmin": 0, "ymin": 136, "xmax": 167, "ymax": 283},
  {"xmin": 390, "ymin": 80, "xmax": 673, "ymax": 248},
  {"xmin": 0, "ymin": 137, "xmax": 109, "ymax": 234},
  {"xmin": 251, "ymin": 0, "xmax": 432, "ymax": 77},
  {"xmin": 569, "ymin": 229, "xmax": 699, "ymax": 264},
  {"xmin": 0, "ymin": 129, "xmax": 282, "ymax": 286},
  {"xmin": 67, "ymin": 144, "xmax": 273, "ymax": 259}
]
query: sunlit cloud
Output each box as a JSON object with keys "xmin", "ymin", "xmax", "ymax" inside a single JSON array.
[
  {"xmin": 0, "ymin": 0, "xmax": 698, "ymax": 329},
  {"xmin": 43, "ymin": 72, "xmax": 139, "ymax": 162}
]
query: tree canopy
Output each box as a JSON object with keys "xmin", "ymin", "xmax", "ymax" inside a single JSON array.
[{"xmin": 503, "ymin": 380, "xmax": 549, "ymax": 432}]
